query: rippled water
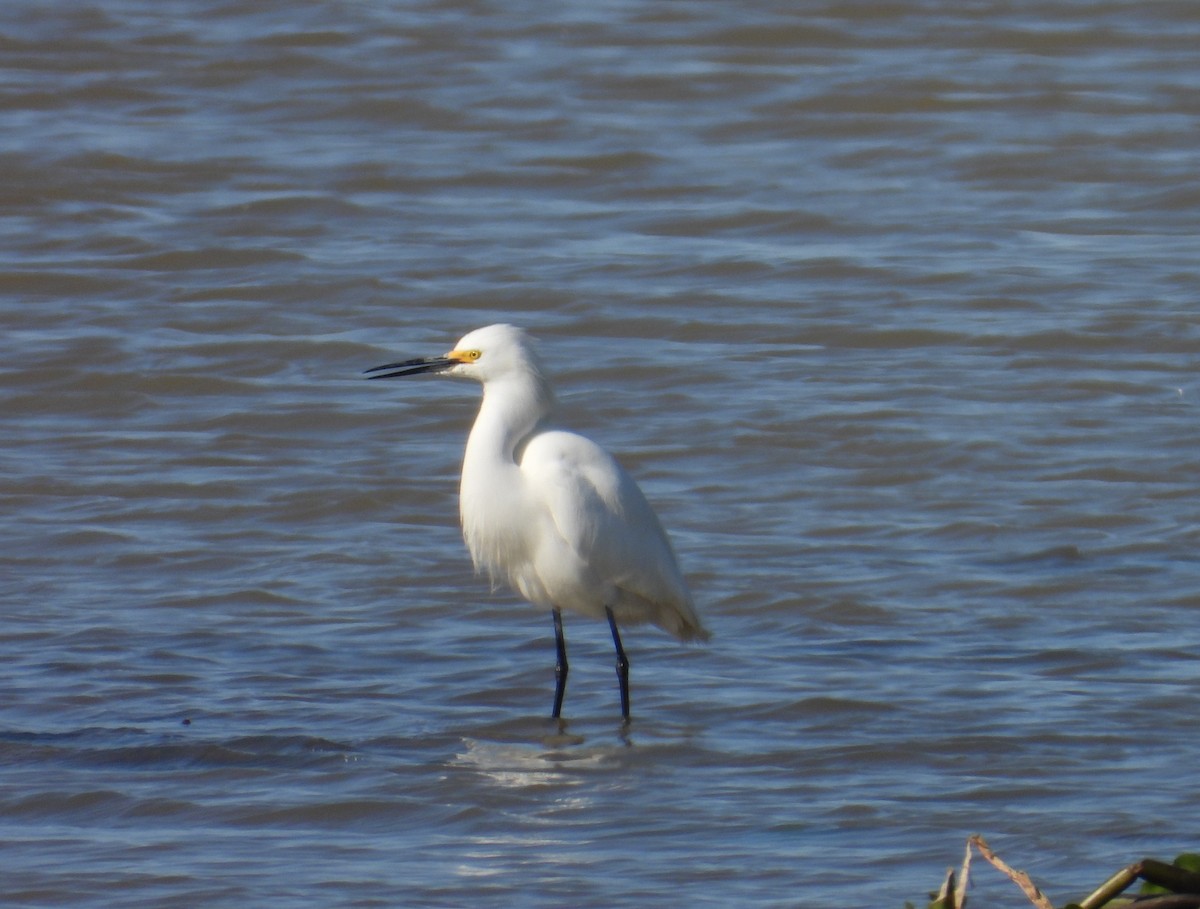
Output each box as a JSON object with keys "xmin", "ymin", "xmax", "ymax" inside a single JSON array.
[{"xmin": 3, "ymin": 2, "xmax": 1199, "ymax": 906}]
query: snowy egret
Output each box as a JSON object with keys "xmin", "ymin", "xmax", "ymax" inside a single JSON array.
[{"xmin": 366, "ymin": 324, "xmax": 708, "ymax": 721}]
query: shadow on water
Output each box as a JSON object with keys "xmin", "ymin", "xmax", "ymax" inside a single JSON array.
[
  {"xmin": 0, "ymin": 708, "xmax": 705, "ymax": 782},
  {"xmin": 0, "ymin": 725, "xmax": 362, "ymax": 773}
]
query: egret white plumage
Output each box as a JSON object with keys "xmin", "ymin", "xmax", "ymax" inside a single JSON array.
[{"xmin": 366, "ymin": 324, "xmax": 708, "ymax": 721}]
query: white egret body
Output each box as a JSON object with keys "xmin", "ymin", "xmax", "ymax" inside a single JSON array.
[{"xmin": 367, "ymin": 324, "xmax": 707, "ymax": 720}]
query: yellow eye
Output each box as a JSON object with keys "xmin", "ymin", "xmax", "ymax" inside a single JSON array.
[{"xmin": 464, "ymin": 349, "xmax": 482, "ymax": 361}]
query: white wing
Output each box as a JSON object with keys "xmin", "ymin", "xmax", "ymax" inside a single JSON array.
[{"xmin": 519, "ymin": 429, "xmax": 706, "ymax": 641}]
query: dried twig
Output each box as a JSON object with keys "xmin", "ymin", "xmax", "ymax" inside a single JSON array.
[
  {"xmin": 935, "ymin": 868, "xmax": 956, "ymax": 908},
  {"xmin": 967, "ymin": 835, "xmax": 1054, "ymax": 909},
  {"xmin": 954, "ymin": 836, "xmax": 972, "ymax": 909},
  {"xmin": 1078, "ymin": 862, "xmax": 1141, "ymax": 909}
]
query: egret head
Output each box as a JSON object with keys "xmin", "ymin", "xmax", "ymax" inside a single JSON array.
[{"xmin": 365, "ymin": 323, "xmax": 547, "ymax": 388}]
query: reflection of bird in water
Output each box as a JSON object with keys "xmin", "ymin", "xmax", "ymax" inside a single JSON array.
[{"xmin": 367, "ymin": 324, "xmax": 708, "ymax": 722}]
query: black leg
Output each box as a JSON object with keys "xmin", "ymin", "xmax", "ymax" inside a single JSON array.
[
  {"xmin": 606, "ymin": 607, "xmax": 630, "ymax": 721},
  {"xmin": 551, "ymin": 607, "xmax": 568, "ymax": 719}
]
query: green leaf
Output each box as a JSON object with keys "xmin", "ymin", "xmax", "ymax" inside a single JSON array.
[{"xmin": 1174, "ymin": 854, "xmax": 1200, "ymax": 874}]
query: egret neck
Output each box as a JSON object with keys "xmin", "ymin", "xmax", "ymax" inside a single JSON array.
[{"xmin": 460, "ymin": 368, "xmax": 555, "ymax": 585}]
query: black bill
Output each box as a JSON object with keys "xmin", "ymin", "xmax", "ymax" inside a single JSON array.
[{"xmin": 363, "ymin": 356, "xmax": 455, "ymax": 380}]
